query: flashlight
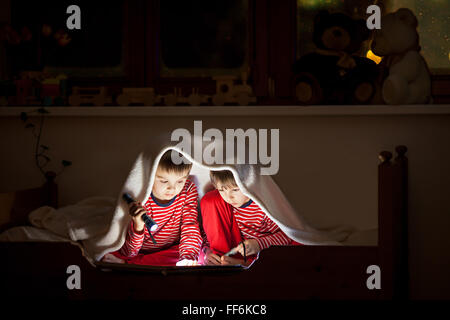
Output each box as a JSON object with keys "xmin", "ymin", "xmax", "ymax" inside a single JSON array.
[
  {"xmin": 223, "ymin": 247, "xmax": 239, "ymax": 257},
  {"xmin": 122, "ymin": 193, "xmax": 158, "ymax": 244},
  {"xmin": 223, "ymin": 241, "xmax": 246, "ymax": 263}
]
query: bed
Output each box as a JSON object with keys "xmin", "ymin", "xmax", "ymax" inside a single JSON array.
[{"xmin": 0, "ymin": 146, "xmax": 408, "ymax": 300}]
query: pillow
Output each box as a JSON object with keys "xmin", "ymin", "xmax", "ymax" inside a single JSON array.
[{"xmin": 0, "ymin": 186, "xmax": 49, "ymax": 233}]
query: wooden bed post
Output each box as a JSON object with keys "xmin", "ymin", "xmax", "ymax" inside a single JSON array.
[
  {"xmin": 378, "ymin": 146, "xmax": 409, "ymax": 300},
  {"xmin": 378, "ymin": 150, "xmax": 394, "ymax": 299},
  {"xmin": 394, "ymin": 145, "xmax": 409, "ymax": 300}
]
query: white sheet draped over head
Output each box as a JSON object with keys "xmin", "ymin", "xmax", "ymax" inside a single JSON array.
[{"xmin": 82, "ymin": 134, "xmax": 354, "ymax": 263}]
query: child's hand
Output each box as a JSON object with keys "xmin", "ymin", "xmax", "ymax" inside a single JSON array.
[
  {"xmin": 235, "ymin": 239, "xmax": 260, "ymax": 256},
  {"xmin": 128, "ymin": 201, "xmax": 146, "ymax": 232},
  {"xmin": 220, "ymin": 255, "xmax": 245, "ymax": 266},
  {"xmin": 204, "ymin": 247, "xmax": 222, "ymax": 265},
  {"xmin": 101, "ymin": 253, "xmax": 125, "ymax": 264},
  {"xmin": 176, "ymin": 259, "xmax": 199, "ymax": 266}
]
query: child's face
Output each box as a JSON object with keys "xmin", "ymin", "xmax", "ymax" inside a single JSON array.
[
  {"xmin": 216, "ymin": 183, "xmax": 250, "ymax": 208},
  {"xmin": 152, "ymin": 168, "xmax": 189, "ymax": 201}
]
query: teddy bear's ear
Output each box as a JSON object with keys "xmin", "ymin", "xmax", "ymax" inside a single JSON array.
[{"xmin": 396, "ymin": 8, "xmax": 418, "ymax": 28}]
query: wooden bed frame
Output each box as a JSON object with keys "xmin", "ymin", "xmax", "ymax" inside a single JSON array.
[{"xmin": 1, "ymin": 146, "xmax": 409, "ymax": 300}]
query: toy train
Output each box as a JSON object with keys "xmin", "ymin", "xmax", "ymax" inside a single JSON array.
[
  {"xmin": 116, "ymin": 73, "xmax": 256, "ymax": 107},
  {"xmin": 116, "ymin": 87, "xmax": 162, "ymax": 106},
  {"xmin": 68, "ymin": 86, "xmax": 113, "ymax": 106},
  {"xmin": 0, "ymin": 72, "xmax": 257, "ymax": 107}
]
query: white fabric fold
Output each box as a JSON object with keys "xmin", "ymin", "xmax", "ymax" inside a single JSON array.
[{"xmin": 28, "ymin": 196, "xmax": 116, "ymax": 241}]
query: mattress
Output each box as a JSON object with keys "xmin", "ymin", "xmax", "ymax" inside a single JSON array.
[
  {"xmin": 0, "ymin": 225, "xmax": 71, "ymax": 242},
  {"xmin": 341, "ymin": 228, "xmax": 378, "ymax": 246}
]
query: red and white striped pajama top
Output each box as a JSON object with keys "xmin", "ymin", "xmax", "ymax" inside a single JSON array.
[
  {"xmin": 233, "ymin": 199, "xmax": 292, "ymax": 250},
  {"xmin": 119, "ymin": 180, "xmax": 202, "ymax": 261}
]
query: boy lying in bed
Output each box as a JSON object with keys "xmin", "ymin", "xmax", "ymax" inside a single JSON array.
[
  {"xmin": 102, "ymin": 150, "xmax": 202, "ymax": 266},
  {"xmin": 200, "ymin": 170, "xmax": 300, "ymax": 267}
]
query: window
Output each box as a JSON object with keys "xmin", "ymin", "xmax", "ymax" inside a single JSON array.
[
  {"xmin": 296, "ymin": 0, "xmax": 375, "ymax": 59},
  {"xmin": 158, "ymin": 0, "xmax": 249, "ymax": 78},
  {"xmin": 385, "ymin": 0, "xmax": 450, "ymax": 74},
  {"xmin": 297, "ymin": 0, "xmax": 450, "ymax": 75},
  {"xmin": 10, "ymin": 0, "xmax": 126, "ymax": 78}
]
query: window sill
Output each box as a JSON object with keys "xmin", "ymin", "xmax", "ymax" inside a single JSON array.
[{"xmin": 1, "ymin": 105, "xmax": 450, "ymax": 117}]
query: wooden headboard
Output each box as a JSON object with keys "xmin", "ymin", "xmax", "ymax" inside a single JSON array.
[{"xmin": 378, "ymin": 145, "xmax": 409, "ymax": 299}]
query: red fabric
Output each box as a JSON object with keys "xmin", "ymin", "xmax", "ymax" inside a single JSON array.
[
  {"xmin": 111, "ymin": 244, "xmax": 180, "ymax": 266},
  {"xmin": 200, "ymin": 190, "xmax": 303, "ymax": 265},
  {"xmin": 200, "ymin": 189, "xmax": 257, "ymax": 263}
]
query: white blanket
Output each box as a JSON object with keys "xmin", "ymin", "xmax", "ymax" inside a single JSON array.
[
  {"xmin": 28, "ymin": 196, "xmax": 116, "ymax": 241},
  {"xmin": 3, "ymin": 136, "xmax": 356, "ymax": 265},
  {"xmin": 80, "ymin": 136, "xmax": 355, "ymax": 264}
]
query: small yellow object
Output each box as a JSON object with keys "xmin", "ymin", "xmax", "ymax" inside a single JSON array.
[
  {"xmin": 42, "ymin": 78, "xmax": 60, "ymax": 85},
  {"xmin": 366, "ymin": 50, "xmax": 383, "ymax": 65}
]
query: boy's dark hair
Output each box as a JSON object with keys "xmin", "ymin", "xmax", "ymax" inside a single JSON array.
[
  {"xmin": 210, "ymin": 170, "xmax": 238, "ymax": 189},
  {"xmin": 158, "ymin": 150, "xmax": 192, "ymax": 174}
]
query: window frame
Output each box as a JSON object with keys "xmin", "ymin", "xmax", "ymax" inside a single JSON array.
[
  {"xmin": 7, "ymin": 1, "xmax": 148, "ymax": 90},
  {"xmin": 66, "ymin": 0, "xmax": 146, "ymax": 90},
  {"xmin": 6, "ymin": 0, "xmax": 447, "ymax": 105},
  {"xmin": 144, "ymin": 0, "xmax": 257, "ymax": 97}
]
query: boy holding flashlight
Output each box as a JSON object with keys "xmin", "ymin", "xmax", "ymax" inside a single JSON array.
[
  {"xmin": 200, "ymin": 170, "xmax": 300, "ymax": 267},
  {"xmin": 102, "ymin": 150, "xmax": 202, "ymax": 266}
]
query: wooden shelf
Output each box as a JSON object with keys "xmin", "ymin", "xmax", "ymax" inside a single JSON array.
[{"xmin": 1, "ymin": 105, "xmax": 450, "ymax": 117}]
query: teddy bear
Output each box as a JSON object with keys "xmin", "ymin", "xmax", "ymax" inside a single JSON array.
[
  {"xmin": 371, "ymin": 8, "xmax": 431, "ymax": 105},
  {"xmin": 293, "ymin": 10, "xmax": 378, "ymax": 105}
]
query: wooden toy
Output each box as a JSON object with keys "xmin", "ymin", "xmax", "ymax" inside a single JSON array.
[
  {"xmin": 212, "ymin": 72, "xmax": 256, "ymax": 106},
  {"xmin": 15, "ymin": 78, "xmax": 41, "ymax": 106},
  {"xmin": 161, "ymin": 88, "xmax": 210, "ymax": 106},
  {"xmin": 187, "ymin": 88, "xmax": 209, "ymax": 106},
  {"xmin": 15, "ymin": 73, "xmax": 68, "ymax": 106},
  {"xmin": 41, "ymin": 77, "xmax": 60, "ymax": 106},
  {"xmin": 163, "ymin": 88, "xmax": 182, "ymax": 106},
  {"xmin": 116, "ymin": 88, "xmax": 162, "ymax": 106},
  {"xmin": 11, "ymin": 71, "xmax": 69, "ymax": 106},
  {"xmin": 69, "ymin": 86, "xmax": 112, "ymax": 106},
  {"xmin": 111, "ymin": 71, "xmax": 257, "ymax": 108},
  {"xmin": 157, "ymin": 73, "xmax": 256, "ymax": 107},
  {"xmin": 20, "ymin": 71, "xmax": 47, "ymax": 81}
]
